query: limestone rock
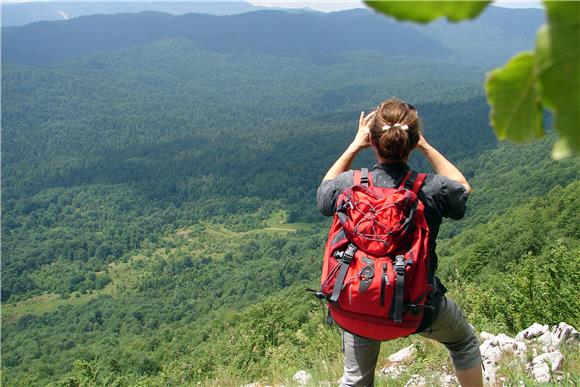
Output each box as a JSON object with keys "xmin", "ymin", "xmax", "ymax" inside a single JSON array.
[
  {"xmin": 387, "ymin": 345, "xmax": 416, "ymax": 363},
  {"xmin": 515, "ymin": 323, "xmax": 549, "ymax": 341},
  {"xmin": 480, "ymin": 333, "xmax": 526, "ymax": 384},
  {"xmin": 518, "ymin": 322, "xmax": 578, "ymax": 349},
  {"xmin": 292, "ymin": 370, "xmax": 311, "ymax": 386},
  {"xmin": 379, "ymin": 364, "xmax": 407, "ymax": 378},
  {"xmin": 405, "ymin": 374, "xmax": 426, "ymax": 386},
  {"xmin": 552, "ymin": 322, "xmax": 579, "ymax": 344},
  {"xmin": 530, "ymin": 351, "xmax": 563, "ymax": 383},
  {"xmin": 439, "ymin": 372, "xmax": 458, "ymax": 386}
]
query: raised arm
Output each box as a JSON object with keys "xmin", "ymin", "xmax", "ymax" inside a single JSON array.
[
  {"xmin": 416, "ymin": 135, "xmax": 471, "ymax": 194},
  {"xmin": 323, "ymin": 111, "xmax": 375, "ymax": 181}
]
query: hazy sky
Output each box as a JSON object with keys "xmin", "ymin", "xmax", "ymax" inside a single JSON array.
[
  {"xmin": 247, "ymin": 1, "xmax": 543, "ymax": 12},
  {"xmin": 1, "ymin": 0, "xmax": 544, "ymax": 8}
]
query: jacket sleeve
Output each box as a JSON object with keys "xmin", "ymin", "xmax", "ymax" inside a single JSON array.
[
  {"xmin": 316, "ymin": 170, "xmax": 355, "ymax": 217},
  {"xmin": 431, "ymin": 175, "xmax": 469, "ymax": 220}
]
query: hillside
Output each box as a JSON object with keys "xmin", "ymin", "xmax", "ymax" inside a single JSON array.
[
  {"xmin": 4, "ymin": 180, "xmax": 576, "ymax": 386},
  {"xmin": 1, "ymin": 5, "xmax": 577, "ymax": 386}
]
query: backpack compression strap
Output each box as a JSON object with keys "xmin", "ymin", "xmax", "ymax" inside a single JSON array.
[
  {"xmin": 330, "ymin": 169, "xmax": 371, "ymax": 303},
  {"xmin": 392, "ymin": 171, "xmax": 427, "ymax": 322}
]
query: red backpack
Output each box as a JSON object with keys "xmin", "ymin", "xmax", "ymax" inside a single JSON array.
[{"xmin": 317, "ymin": 168, "xmax": 432, "ymax": 341}]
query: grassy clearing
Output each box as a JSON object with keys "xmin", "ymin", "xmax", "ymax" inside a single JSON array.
[
  {"xmin": 2, "ymin": 212, "xmax": 315, "ymax": 322},
  {"xmin": 2, "ymin": 252, "xmax": 155, "ymax": 321},
  {"xmin": 2, "ymin": 283, "xmax": 108, "ymax": 323}
]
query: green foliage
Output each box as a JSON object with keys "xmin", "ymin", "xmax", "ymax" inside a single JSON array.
[
  {"xmin": 451, "ymin": 239, "xmax": 580, "ymax": 333},
  {"xmin": 440, "ymin": 181, "xmax": 580, "ymax": 280},
  {"xmin": 485, "ymin": 52, "xmax": 542, "ymax": 142},
  {"xmin": 441, "ymin": 181, "xmax": 580, "ymax": 333},
  {"xmin": 438, "ymin": 135, "xmax": 579, "ymax": 239},
  {"xmin": 535, "ymin": 1, "xmax": 580, "ymax": 159},
  {"xmin": 1, "ymin": 39, "xmax": 497, "ymax": 302},
  {"xmin": 364, "ymin": 1, "xmax": 490, "ymax": 23},
  {"xmin": 486, "ymin": 1, "xmax": 580, "ymax": 159}
]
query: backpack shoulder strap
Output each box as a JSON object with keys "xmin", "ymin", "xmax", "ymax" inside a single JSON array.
[
  {"xmin": 400, "ymin": 171, "xmax": 427, "ymax": 195},
  {"xmin": 354, "ymin": 168, "xmax": 372, "ymax": 187},
  {"xmin": 412, "ymin": 173, "xmax": 427, "ymax": 195},
  {"xmin": 398, "ymin": 170, "xmax": 413, "ymax": 188}
]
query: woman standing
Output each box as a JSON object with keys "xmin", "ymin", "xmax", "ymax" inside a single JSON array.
[{"xmin": 317, "ymin": 98, "xmax": 483, "ymax": 387}]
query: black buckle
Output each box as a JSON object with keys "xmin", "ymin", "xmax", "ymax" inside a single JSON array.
[
  {"xmin": 305, "ymin": 288, "xmax": 327, "ymax": 300},
  {"xmin": 394, "ymin": 255, "xmax": 405, "ymax": 274},
  {"xmin": 342, "ymin": 244, "xmax": 357, "ymax": 264}
]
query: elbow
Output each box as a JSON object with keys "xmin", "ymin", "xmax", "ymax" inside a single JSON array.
[
  {"xmin": 463, "ymin": 182, "xmax": 471, "ymax": 195},
  {"xmin": 316, "ymin": 198, "xmax": 334, "ymax": 217},
  {"xmin": 316, "ymin": 188, "xmax": 335, "ymax": 217}
]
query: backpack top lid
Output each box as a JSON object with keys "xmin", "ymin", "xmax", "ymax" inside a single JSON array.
[{"xmin": 337, "ymin": 168, "xmax": 427, "ymax": 256}]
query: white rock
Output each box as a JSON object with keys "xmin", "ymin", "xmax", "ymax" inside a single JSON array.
[
  {"xmin": 480, "ymin": 333, "xmax": 527, "ymax": 385},
  {"xmin": 538, "ymin": 331, "xmax": 559, "ymax": 348},
  {"xmin": 240, "ymin": 384, "xmax": 258, "ymax": 387},
  {"xmin": 405, "ymin": 374, "xmax": 427, "ymax": 386},
  {"xmin": 552, "ymin": 322, "xmax": 579, "ymax": 344},
  {"xmin": 480, "ymin": 333, "xmax": 527, "ymax": 363},
  {"xmin": 379, "ymin": 364, "xmax": 407, "ymax": 378},
  {"xmin": 387, "ymin": 345, "xmax": 416, "ymax": 363},
  {"xmin": 292, "ymin": 370, "xmax": 311, "ymax": 386},
  {"xmin": 515, "ymin": 323, "xmax": 549, "ymax": 341},
  {"xmin": 530, "ymin": 351, "xmax": 564, "ymax": 383},
  {"xmin": 439, "ymin": 373, "xmax": 457, "ymax": 386}
]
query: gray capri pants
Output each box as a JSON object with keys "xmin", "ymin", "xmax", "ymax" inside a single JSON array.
[{"xmin": 340, "ymin": 296, "xmax": 482, "ymax": 387}]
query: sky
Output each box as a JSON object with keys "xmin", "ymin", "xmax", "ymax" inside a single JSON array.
[
  {"xmin": 1, "ymin": 0, "xmax": 544, "ymax": 8},
  {"xmin": 247, "ymin": 1, "xmax": 543, "ymax": 12}
]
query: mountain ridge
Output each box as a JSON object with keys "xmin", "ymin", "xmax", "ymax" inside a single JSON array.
[{"xmin": 2, "ymin": 6, "xmax": 543, "ymax": 66}]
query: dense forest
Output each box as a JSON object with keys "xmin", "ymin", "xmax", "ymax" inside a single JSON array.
[{"xmin": 2, "ymin": 5, "xmax": 578, "ymax": 386}]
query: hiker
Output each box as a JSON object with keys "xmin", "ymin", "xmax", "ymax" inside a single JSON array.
[{"xmin": 317, "ymin": 98, "xmax": 483, "ymax": 387}]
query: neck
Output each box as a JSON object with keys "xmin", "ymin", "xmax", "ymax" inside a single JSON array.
[
  {"xmin": 377, "ymin": 155, "xmax": 408, "ymax": 164},
  {"xmin": 371, "ymin": 145, "xmax": 409, "ymax": 164}
]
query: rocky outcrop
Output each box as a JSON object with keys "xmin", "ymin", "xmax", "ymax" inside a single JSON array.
[
  {"xmin": 529, "ymin": 351, "xmax": 564, "ymax": 383},
  {"xmin": 376, "ymin": 322, "xmax": 577, "ymax": 386},
  {"xmin": 480, "ymin": 322, "xmax": 578, "ymax": 385},
  {"xmin": 379, "ymin": 344, "xmax": 416, "ymax": 379},
  {"xmin": 239, "ymin": 323, "xmax": 577, "ymax": 387}
]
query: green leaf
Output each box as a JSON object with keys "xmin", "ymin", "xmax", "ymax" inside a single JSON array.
[
  {"xmin": 364, "ymin": 0, "xmax": 491, "ymax": 23},
  {"xmin": 535, "ymin": 1, "xmax": 580, "ymax": 159},
  {"xmin": 485, "ymin": 52, "xmax": 543, "ymax": 143}
]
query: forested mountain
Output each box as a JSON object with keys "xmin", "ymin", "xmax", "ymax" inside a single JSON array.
[
  {"xmin": 2, "ymin": 6, "xmax": 542, "ymax": 66},
  {"xmin": 1, "ymin": 1, "xmax": 259, "ymax": 27},
  {"xmin": 1, "ymin": 5, "xmax": 577, "ymax": 386}
]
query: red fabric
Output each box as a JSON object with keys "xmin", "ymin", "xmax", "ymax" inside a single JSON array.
[{"xmin": 320, "ymin": 170, "xmax": 430, "ymax": 341}]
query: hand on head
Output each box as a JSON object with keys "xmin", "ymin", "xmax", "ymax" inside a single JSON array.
[{"xmin": 351, "ymin": 110, "xmax": 376, "ymax": 150}]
